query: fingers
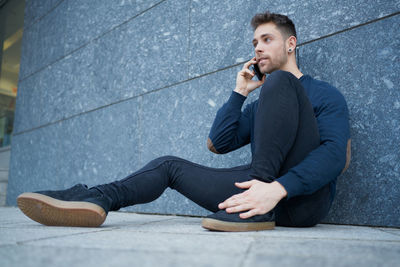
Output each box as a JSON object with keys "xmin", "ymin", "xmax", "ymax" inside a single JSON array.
[
  {"xmin": 219, "ymin": 180, "xmax": 256, "ymax": 209},
  {"xmin": 218, "ymin": 193, "xmax": 242, "ymax": 209},
  {"xmin": 234, "ymin": 180, "xmax": 255, "ymax": 189},
  {"xmin": 226, "ymin": 204, "xmax": 252, "ymax": 213},
  {"xmin": 239, "ymin": 68, "xmax": 255, "ymax": 80},
  {"xmin": 243, "ymin": 57, "xmax": 257, "ymax": 70},
  {"xmin": 239, "ymin": 209, "xmax": 260, "ymax": 219}
]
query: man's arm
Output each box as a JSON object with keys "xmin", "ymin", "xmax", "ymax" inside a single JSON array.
[
  {"xmin": 207, "ymin": 58, "xmax": 265, "ymax": 154},
  {"xmin": 207, "ymin": 92, "xmax": 253, "ymax": 154}
]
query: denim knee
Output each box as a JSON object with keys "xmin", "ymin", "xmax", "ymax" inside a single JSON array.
[
  {"xmin": 266, "ymin": 69, "xmax": 296, "ymax": 82},
  {"xmin": 260, "ymin": 70, "xmax": 299, "ymax": 95},
  {"xmin": 150, "ymin": 155, "xmax": 182, "ymax": 166}
]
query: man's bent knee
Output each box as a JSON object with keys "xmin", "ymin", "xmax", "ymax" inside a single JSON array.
[
  {"xmin": 149, "ymin": 155, "xmax": 183, "ymax": 166},
  {"xmin": 260, "ymin": 70, "xmax": 300, "ymax": 95},
  {"xmin": 266, "ymin": 70, "xmax": 297, "ymax": 83}
]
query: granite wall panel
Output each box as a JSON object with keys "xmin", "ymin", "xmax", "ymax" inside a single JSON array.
[
  {"xmin": 92, "ymin": 0, "xmax": 190, "ymax": 104},
  {"xmin": 53, "ymin": 98, "xmax": 142, "ymax": 190},
  {"xmin": 17, "ymin": 42, "xmax": 97, "ymax": 133},
  {"xmin": 189, "ymin": 0, "xmax": 399, "ymax": 77},
  {"xmin": 39, "ymin": 43, "xmax": 97, "ymax": 128},
  {"xmin": 7, "ymin": 123, "xmax": 65, "ymax": 200},
  {"xmin": 19, "ymin": 0, "xmax": 67, "ymax": 80},
  {"xmin": 20, "ymin": 0, "xmax": 174, "ymax": 80},
  {"xmin": 64, "ymin": 0, "xmax": 163, "ymax": 53},
  {"xmin": 12, "ymin": 73, "xmax": 43, "ymax": 133},
  {"xmin": 299, "ymin": 15, "xmax": 400, "ymax": 227},
  {"xmin": 7, "ymin": 97, "xmax": 142, "ymax": 205}
]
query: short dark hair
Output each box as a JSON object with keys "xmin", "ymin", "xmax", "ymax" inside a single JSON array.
[{"xmin": 251, "ymin": 11, "xmax": 297, "ymax": 39}]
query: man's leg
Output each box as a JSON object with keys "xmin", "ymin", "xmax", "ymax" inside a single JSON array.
[
  {"xmin": 249, "ymin": 70, "xmax": 331, "ymax": 227},
  {"xmin": 274, "ymin": 183, "xmax": 331, "ymax": 227},
  {"xmin": 95, "ymin": 156, "xmax": 252, "ymax": 213},
  {"xmin": 250, "ymin": 70, "xmax": 319, "ymax": 181},
  {"xmin": 17, "ymin": 155, "xmax": 255, "ymax": 227}
]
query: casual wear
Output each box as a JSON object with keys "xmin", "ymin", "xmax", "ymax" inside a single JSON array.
[
  {"xmin": 17, "ymin": 70, "xmax": 350, "ymax": 229},
  {"xmin": 209, "ymin": 73, "xmax": 350, "ymax": 201}
]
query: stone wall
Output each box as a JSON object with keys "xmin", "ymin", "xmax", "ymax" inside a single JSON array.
[{"xmin": 7, "ymin": 0, "xmax": 400, "ymax": 227}]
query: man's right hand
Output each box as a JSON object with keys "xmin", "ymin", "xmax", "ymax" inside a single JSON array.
[{"xmin": 234, "ymin": 57, "xmax": 266, "ymax": 97}]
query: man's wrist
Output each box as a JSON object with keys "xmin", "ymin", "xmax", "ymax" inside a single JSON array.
[
  {"xmin": 271, "ymin": 181, "xmax": 288, "ymax": 199},
  {"xmin": 234, "ymin": 87, "xmax": 249, "ymax": 97}
]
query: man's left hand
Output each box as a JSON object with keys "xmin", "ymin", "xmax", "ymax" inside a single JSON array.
[{"xmin": 218, "ymin": 180, "xmax": 288, "ymax": 219}]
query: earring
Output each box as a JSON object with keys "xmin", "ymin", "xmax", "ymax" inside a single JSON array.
[{"xmin": 288, "ymin": 48, "xmax": 292, "ymax": 52}]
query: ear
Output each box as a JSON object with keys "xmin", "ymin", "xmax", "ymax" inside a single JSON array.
[{"xmin": 286, "ymin": 36, "xmax": 297, "ymax": 53}]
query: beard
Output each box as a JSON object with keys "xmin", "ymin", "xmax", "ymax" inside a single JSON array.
[{"xmin": 260, "ymin": 46, "xmax": 288, "ymax": 74}]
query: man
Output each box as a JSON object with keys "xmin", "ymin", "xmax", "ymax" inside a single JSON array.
[{"xmin": 17, "ymin": 11, "xmax": 350, "ymax": 231}]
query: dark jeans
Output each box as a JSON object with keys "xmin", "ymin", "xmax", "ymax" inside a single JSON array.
[{"xmin": 97, "ymin": 70, "xmax": 332, "ymax": 227}]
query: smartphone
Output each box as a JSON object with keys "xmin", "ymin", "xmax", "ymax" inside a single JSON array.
[{"xmin": 251, "ymin": 62, "xmax": 264, "ymax": 80}]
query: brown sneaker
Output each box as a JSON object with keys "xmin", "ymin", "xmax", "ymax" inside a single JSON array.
[
  {"xmin": 17, "ymin": 184, "xmax": 112, "ymax": 227},
  {"xmin": 201, "ymin": 209, "xmax": 275, "ymax": 232}
]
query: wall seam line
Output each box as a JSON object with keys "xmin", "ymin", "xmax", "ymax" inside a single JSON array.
[
  {"xmin": 187, "ymin": 0, "xmax": 192, "ymax": 79},
  {"xmin": 23, "ymin": 0, "xmax": 65, "ymax": 31},
  {"xmin": 297, "ymin": 11, "xmax": 400, "ymax": 47}
]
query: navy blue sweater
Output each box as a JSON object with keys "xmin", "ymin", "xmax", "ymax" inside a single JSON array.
[{"xmin": 208, "ymin": 74, "xmax": 350, "ymax": 200}]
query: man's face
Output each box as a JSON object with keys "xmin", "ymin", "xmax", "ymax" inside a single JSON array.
[{"xmin": 252, "ymin": 22, "xmax": 288, "ymax": 74}]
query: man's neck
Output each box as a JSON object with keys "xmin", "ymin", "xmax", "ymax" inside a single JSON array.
[
  {"xmin": 279, "ymin": 59, "xmax": 303, "ymax": 79},
  {"xmin": 291, "ymin": 69, "xmax": 304, "ymax": 79},
  {"xmin": 279, "ymin": 66, "xmax": 303, "ymax": 79}
]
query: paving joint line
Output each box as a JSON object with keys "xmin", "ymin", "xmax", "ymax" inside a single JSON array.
[
  {"xmin": 254, "ymin": 235, "xmax": 400, "ymax": 243},
  {"xmin": 14, "ymin": 227, "xmax": 122, "ymax": 246},
  {"xmin": 377, "ymin": 228, "xmax": 400, "ymax": 236},
  {"xmin": 13, "ymin": 243, "xmax": 249, "ymax": 255},
  {"xmin": 117, "ymin": 230, "xmax": 400, "ymax": 243},
  {"xmin": 237, "ymin": 239, "xmax": 254, "ymax": 267},
  {"xmin": 105, "ymin": 217, "xmax": 178, "ymax": 228}
]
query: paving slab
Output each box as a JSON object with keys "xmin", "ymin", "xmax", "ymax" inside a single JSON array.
[
  {"xmin": 0, "ymin": 244, "xmax": 238, "ymax": 267},
  {"xmin": 0, "ymin": 207, "xmax": 399, "ymax": 267},
  {"xmin": 245, "ymin": 238, "xmax": 399, "ymax": 267}
]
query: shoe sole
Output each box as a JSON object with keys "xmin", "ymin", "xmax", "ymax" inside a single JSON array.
[
  {"xmin": 201, "ymin": 218, "xmax": 275, "ymax": 232},
  {"xmin": 17, "ymin": 192, "xmax": 106, "ymax": 227}
]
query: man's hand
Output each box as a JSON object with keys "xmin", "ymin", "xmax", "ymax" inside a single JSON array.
[
  {"xmin": 218, "ymin": 180, "xmax": 287, "ymax": 219},
  {"xmin": 234, "ymin": 57, "xmax": 265, "ymax": 97}
]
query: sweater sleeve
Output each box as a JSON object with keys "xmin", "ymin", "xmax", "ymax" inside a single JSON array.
[
  {"xmin": 276, "ymin": 88, "xmax": 350, "ymax": 199},
  {"xmin": 208, "ymin": 91, "xmax": 253, "ymax": 154}
]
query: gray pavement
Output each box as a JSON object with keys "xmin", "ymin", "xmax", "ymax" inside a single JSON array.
[{"xmin": 0, "ymin": 207, "xmax": 399, "ymax": 267}]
